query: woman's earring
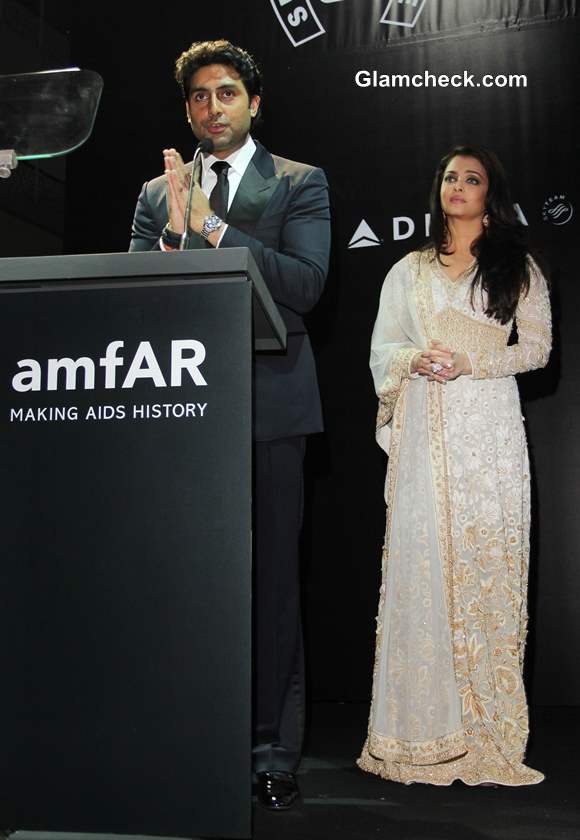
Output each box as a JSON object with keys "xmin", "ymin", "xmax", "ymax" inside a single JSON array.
[{"xmin": 482, "ymin": 212, "xmax": 490, "ymax": 229}]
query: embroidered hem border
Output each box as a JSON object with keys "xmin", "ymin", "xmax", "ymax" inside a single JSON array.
[
  {"xmin": 357, "ymin": 741, "xmax": 544, "ymax": 787},
  {"xmin": 367, "ymin": 728, "xmax": 467, "ymax": 766}
]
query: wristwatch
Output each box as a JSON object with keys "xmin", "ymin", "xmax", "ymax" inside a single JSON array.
[{"xmin": 200, "ymin": 214, "xmax": 223, "ymax": 241}]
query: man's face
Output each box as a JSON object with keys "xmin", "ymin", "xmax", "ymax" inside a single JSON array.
[{"xmin": 185, "ymin": 63, "xmax": 260, "ymax": 159}]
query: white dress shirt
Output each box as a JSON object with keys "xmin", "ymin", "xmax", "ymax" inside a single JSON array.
[{"xmin": 201, "ymin": 134, "xmax": 256, "ymax": 246}]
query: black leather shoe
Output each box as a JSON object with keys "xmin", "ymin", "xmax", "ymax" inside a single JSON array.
[{"xmin": 256, "ymin": 771, "xmax": 299, "ymax": 810}]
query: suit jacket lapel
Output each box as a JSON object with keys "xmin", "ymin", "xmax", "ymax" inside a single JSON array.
[{"xmin": 226, "ymin": 144, "xmax": 279, "ymax": 231}]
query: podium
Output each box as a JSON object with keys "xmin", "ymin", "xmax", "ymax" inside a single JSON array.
[{"xmin": 0, "ymin": 248, "xmax": 286, "ymax": 839}]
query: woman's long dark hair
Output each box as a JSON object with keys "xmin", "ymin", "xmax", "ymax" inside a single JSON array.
[{"xmin": 427, "ymin": 145, "xmax": 530, "ymax": 324}]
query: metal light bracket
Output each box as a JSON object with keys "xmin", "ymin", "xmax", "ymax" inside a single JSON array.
[{"xmin": 0, "ymin": 150, "xmax": 18, "ymax": 179}]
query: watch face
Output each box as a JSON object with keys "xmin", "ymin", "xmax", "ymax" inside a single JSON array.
[
  {"xmin": 206, "ymin": 215, "xmax": 222, "ymax": 231},
  {"xmin": 202, "ymin": 215, "xmax": 222, "ymax": 239}
]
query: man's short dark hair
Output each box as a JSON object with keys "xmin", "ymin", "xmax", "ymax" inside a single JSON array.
[{"xmin": 175, "ymin": 39, "xmax": 263, "ymax": 105}]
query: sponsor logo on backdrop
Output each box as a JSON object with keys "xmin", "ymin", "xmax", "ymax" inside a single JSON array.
[
  {"xmin": 348, "ymin": 204, "xmax": 528, "ymax": 249},
  {"xmin": 8, "ymin": 339, "xmax": 208, "ymax": 424},
  {"xmin": 348, "ymin": 214, "xmax": 431, "ymax": 248},
  {"xmin": 542, "ymin": 195, "xmax": 574, "ymax": 226},
  {"xmin": 271, "ymin": 0, "xmax": 429, "ymax": 47},
  {"xmin": 348, "ymin": 219, "xmax": 382, "ymax": 248}
]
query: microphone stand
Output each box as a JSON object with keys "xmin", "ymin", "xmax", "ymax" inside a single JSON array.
[{"xmin": 179, "ymin": 139, "xmax": 212, "ymax": 251}]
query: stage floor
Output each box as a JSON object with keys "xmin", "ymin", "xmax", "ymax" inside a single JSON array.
[{"xmin": 253, "ymin": 704, "xmax": 579, "ymax": 840}]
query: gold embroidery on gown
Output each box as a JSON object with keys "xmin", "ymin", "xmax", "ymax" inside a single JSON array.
[{"xmin": 358, "ymin": 250, "xmax": 551, "ymax": 786}]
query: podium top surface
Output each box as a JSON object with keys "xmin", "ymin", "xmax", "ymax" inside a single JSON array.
[
  {"xmin": 0, "ymin": 248, "xmax": 286, "ymax": 351},
  {"xmin": 0, "ymin": 247, "xmax": 261, "ymax": 283}
]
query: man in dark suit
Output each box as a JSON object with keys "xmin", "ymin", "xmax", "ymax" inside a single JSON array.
[{"xmin": 129, "ymin": 39, "xmax": 330, "ymax": 810}]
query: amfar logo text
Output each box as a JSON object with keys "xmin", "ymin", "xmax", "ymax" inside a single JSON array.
[
  {"xmin": 271, "ymin": 0, "xmax": 427, "ymax": 48},
  {"xmin": 11, "ymin": 340, "xmax": 207, "ymax": 392}
]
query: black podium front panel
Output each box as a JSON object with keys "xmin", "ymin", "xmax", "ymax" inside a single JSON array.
[{"xmin": 0, "ymin": 277, "xmax": 252, "ymax": 838}]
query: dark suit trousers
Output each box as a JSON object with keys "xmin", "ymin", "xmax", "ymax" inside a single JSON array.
[{"xmin": 253, "ymin": 436, "xmax": 306, "ymax": 773}]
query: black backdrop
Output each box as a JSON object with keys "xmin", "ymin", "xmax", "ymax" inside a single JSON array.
[{"xmin": 9, "ymin": 0, "xmax": 580, "ymax": 705}]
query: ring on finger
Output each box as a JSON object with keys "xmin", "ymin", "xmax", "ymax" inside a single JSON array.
[{"xmin": 430, "ymin": 362, "xmax": 444, "ymax": 373}]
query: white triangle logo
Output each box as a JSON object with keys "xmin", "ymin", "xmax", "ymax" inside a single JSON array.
[{"xmin": 348, "ymin": 219, "xmax": 381, "ymax": 249}]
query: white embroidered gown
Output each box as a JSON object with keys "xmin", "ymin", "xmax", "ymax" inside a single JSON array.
[{"xmin": 358, "ymin": 250, "xmax": 551, "ymax": 786}]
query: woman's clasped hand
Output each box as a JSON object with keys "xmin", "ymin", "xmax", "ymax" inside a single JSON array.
[{"xmin": 412, "ymin": 339, "xmax": 472, "ymax": 382}]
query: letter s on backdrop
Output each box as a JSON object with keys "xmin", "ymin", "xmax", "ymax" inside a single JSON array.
[{"xmin": 288, "ymin": 7, "xmax": 308, "ymax": 26}]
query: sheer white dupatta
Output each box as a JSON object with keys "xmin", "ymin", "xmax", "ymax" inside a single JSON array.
[{"xmin": 370, "ymin": 253, "xmax": 428, "ymax": 455}]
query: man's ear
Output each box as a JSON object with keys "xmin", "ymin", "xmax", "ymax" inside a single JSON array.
[
  {"xmin": 185, "ymin": 102, "xmax": 191, "ymax": 124},
  {"xmin": 249, "ymin": 95, "xmax": 261, "ymax": 118}
]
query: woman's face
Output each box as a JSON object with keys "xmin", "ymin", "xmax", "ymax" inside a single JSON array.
[{"xmin": 440, "ymin": 155, "xmax": 489, "ymax": 222}]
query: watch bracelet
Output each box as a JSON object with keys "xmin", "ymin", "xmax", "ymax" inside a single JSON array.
[{"xmin": 161, "ymin": 223, "xmax": 184, "ymax": 249}]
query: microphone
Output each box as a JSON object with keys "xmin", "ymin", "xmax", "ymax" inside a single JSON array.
[{"xmin": 179, "ymin": 138, "xmax": 214, "ymax": 251}]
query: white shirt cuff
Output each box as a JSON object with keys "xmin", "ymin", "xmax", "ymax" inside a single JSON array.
[{"xmin": 215, "ymin": 223, "xmax": 228, "ymax": 247}]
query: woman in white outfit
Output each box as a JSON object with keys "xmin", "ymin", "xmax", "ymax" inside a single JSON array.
[{"xmin": 358, "ymin": 146, "xmax": 551, "ymax": 786}]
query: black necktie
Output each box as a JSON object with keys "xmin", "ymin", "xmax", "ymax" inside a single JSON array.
[{"xmin": 209, "ymin": 161, "xmax": 230, "ymax": 219}]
